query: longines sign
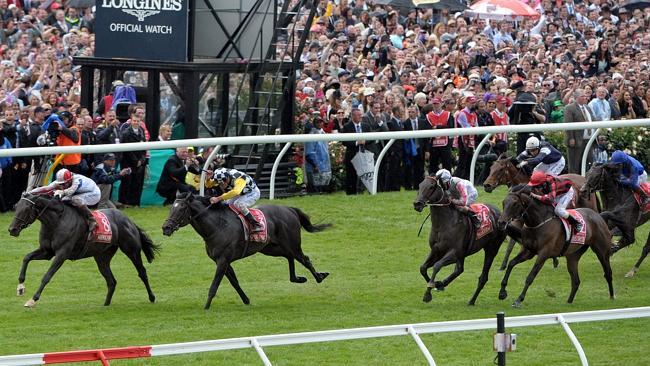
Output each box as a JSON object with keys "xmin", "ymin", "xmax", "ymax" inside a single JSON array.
[{"xmin": 95, "ymin": 0, "xmax": 188, "ymax": 62}]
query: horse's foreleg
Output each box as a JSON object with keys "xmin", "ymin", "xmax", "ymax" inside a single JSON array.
[
  {"xmin": 94, "ymin": 254, "xmax": 118, "ymax": 306},
  {"xmin": 26, "ymin": 255, "xmax": 66, "ymax": 307},
  {"xmin": 125, "ymin": 249, "xmax": 155, "ymax": 303},
  {"xmin": 499, "ymin": 248, "xmax": 535, "ymax": 301},
  {"xmin": 436, "ymin": 258, "xmax": 465, "ymax": 291},
  {"xmin": 423, "ymin": 251, "xmax": 455, "ymax": 303},
  {"xmin": 419, "ymin": 249, "xmax": 439, "ymax": 283},
  {"xmin": 205, "ymin": 261, "xmax": 228, "ymax": 310},
  {"xmin": 627, "ymin": 236, "xmax": 650, "ymax": 278},
  {"xmin": 512, "ymin": 256, "xmax": 547, "ymax": 308},
  {"xmin": 225, "ymin": 265, "xmax": 250, "ymax": 305},
  {"xmin": 565, "ymin": 246, "xmax": 588, "ymax": 303},
  {"xmin": 468, "ymin": 247, "xmax": 499, "ymax": 306},
  {"xmin": 17, "ymin": 248, "xmax": 53, "ymax": 296},
  {"xmin": 287, "ymin": 257, "xmax": 307, "ymax": 283},
  {"xmin": 499, "ymin": 238, "xmax": 517, "ymax": 271}
]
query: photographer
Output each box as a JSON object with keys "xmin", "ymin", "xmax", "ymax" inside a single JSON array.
[
  {"xmin": 42, "ymin": 111, "xmax": 81, "ymax": 173},
  {"xmin": 91, "ymin": 153, "xmax": 130, "ymax": 209},
  {"xmin": 156, "ymin": 147, "xmax": 201, "ymax": 205}
]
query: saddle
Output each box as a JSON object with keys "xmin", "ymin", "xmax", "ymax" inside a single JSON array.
[
  {"xmin": 90, "ymin": 211, "xmax": 113, "ymax": 244},
  {"xmin": 469, "ymin": 204, "xmax": 494, "ymax": 240},
  {"xmin": 559, "ymin": 209, "xmax": 587, "ymax": 246},
  {"xmin": 633, "ymin": 182, "xmax": 650, "ymax": 213},
  {"xmin": 228, "ymin": 205, "xmax": 269, "ymax": 244}
]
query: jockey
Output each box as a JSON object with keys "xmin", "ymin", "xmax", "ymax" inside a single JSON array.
[
  {"xmin": 209, "ymin": 167, "xmax": 263, "ymax": 232},
  {"xmin": 608, "ymin": 150, "xmax": 650, "ymax": 205},
  {"xmin": 528, "ymin": 171, "xmax": 582, "ymax": 232},
  {"xmin": 515, "ymin": 136, "xmax": 565, "ymax": 176},
  {"xmin": 435, "ymin": 169, "xmax": 481, "ymax": 227},
  {"xmin": 30, "ymin": 168, "xmax": 101, "ymax": 234}
]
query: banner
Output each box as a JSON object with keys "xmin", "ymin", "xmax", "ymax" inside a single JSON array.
[
  {"xmin": 94, "ymin": 0, "xmax": 188, "ymax": 62},
  {"xmin": 112, "ymin": 149, "xmax": 174, "ymax": 206}
]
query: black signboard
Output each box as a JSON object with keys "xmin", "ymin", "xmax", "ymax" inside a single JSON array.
[{"xmin": 94, "ymin": 0, "xmax": 188, "ymax": 62}]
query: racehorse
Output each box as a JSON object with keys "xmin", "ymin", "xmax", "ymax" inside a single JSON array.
[
  {"xmin": 413, "ymin": 176, "xmax": 507, "ymax": 305},
  {"xmin": 497, "ymin": 185, "xmax": 614, "ymax": 307},
  {"xmin": 8, "ymin": 193, "xmax": 159, "ymax": 307},
  {"xmin": 483, "ymin": 154, "xmax": 600, "ymax": 270},
  {"xmin": 581, "ymin": 164, "xmax": 650, "ymax": 277},
  {"xmin": 161, "ymin": 192, "xmax": 330, "ymax": 310}
]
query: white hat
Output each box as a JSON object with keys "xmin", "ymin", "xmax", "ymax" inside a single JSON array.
[
  {"xmin": 405, "ymin": 30, "xmax": 415, "ymax": 38},
  {"xmin": 302, "ymin": 86, "xmax": 315, "ymax": 94},
  {"xmin": 363, "ymin": 87, "xmax": 375, "ymax": 96},
  {"xmin": 304, "ymin": 77, "xmax": 314, "ymax": 83},
  {"xmin": 469, "ymin": 73, "xmax": 481, "ymax": 80},
  {"xmin": 612, "ymin": 72, "xmax": 623, "ymax": 80},
  {"xmin": 325, "ymin": 89, "xmax": 335, "ymax": 100}
]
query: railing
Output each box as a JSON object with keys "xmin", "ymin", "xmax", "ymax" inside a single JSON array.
[
  {"xmin": 1, "ymin": 306, "xmax": 648, "ymax": 365},
  {"xmin": 0, "ymin": 120, "xmax": 646, "ymax": 197}
]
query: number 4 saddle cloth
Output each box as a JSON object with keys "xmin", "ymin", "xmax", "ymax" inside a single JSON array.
[
  {"xmin": 91, "ymin": 211, "xmax": 113, "ymax": 244},
  {"xmin": 633, "ymin": 182, "xmax": 650, "ymax": 213},
  {"xmin": 559, "ymin": 209, "xmax": 587, "ymax": 245},
  {"xmin": 228, "ymin": 205, "xmax": 269, "ymax": 244},
  {"xmin": 469, "ymin": 203, "xmax": 493, "ymax": 240}
]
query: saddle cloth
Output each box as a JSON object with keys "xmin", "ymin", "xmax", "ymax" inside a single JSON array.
[
  {"xmin": 469, "ymin": 203, "xmax": 493, "ymax": 240},
  {"xmin": 228, "ymin": 205, "xmax": 269, "ymax": 244},
  {"xmin": 633, "ymin": 182, "xmax": 650, "ymax": 213},
  {"xmin": 91, "ymin": 211, "xmax": 112, "ymax": 244},
  {"xmin": 559, "ymin": 209, "xmax": 587, "ymax": 245}
]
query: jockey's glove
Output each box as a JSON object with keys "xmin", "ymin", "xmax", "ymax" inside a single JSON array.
[{"xmin": 516, "ymin": 161, "xmax": 528, "ymax": 168}]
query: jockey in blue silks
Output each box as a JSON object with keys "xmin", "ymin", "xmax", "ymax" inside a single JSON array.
[{"xmin": 608, "ymin": 150, "xmax": 650, "ymax": 205}]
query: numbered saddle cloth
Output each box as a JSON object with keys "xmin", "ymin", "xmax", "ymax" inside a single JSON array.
[
  {"xmin": 633, "ymin": 182, "xmax": 650, "ymax": 213},
  {"xmin": 228, "ymin": 205, "xmax": 269, "ymax": 244},
  {"xmin": 559, "ymin": 210, "xmax": 587, "ymax": 245},
  {"xmin": 91, "ymin": 211, "xmax": 113, "ymax": 244},
  {"xmin": 469, "ymin": 203, "xmax": 493, "ymax": 240}
]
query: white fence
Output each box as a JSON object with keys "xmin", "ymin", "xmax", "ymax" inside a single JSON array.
[
  {"xmin": 0, "ymin": 120, "xmax": 648, "ymax": 198},
  {"xmin": 0, "ymin": 306, "xmax": 648, "ymax": 365}
]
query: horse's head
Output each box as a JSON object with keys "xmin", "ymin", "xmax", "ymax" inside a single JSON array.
[
  {"xmin": 580, "ymin": 163, "xmax": 619, "ymax": 199},
  {"xmin": 413, "ymin": 176, "xmax": 448, "ymax": 212},
  {"xmin": 162, "ymin": 191, "xmax": 195, "ymax": 236},
  {"xmin": 8, "ymin": 193, "xmax": 51, "ymax": 236},
  {"xmin": 483, "ymin": 154, "xmax": 514, "ymax": 193},
  {"xmin": 497, "ymin": 184, "xmax": 532, "ymax": 230}
]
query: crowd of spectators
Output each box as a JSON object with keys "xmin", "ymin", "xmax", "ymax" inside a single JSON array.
[{"xmin": 293, "ymin": 0, "xmax": 650, "ymax": 194}]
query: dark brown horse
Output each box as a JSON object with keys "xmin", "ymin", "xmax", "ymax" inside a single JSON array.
[
  {"xmin": 581, "ymin": 164, "xmax": 650, "ymax": 277},
  {"xmin": 162, "ymin": 192, "xmax": 330, "ymax": 310},
  {"xmin": 483, "ymin": 154, "xmax": 600, "ymax": 270},
  {"xmin": 413, "ymin": 176, "xmax": 507, "ymax": 305},
  {"xmin": 496, "ymin": 185, "xmax": 614, "ymax": 307}
]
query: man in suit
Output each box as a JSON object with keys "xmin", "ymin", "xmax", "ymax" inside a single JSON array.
[
  {"xmin": 403, "ymin": 104, "xmax": 430, "ymax": 189},
  {"xmin": 362, "ymin": 101, "xmax": 389, "ymax": 191},
  {"xmin": 156, "ymin": 147, "xmax": 202, "ymax": 205},
  {"xmin": 564, "ymin": 89, "xmax": 595, "ymax": 174},
  {"xmin": 341, "ymin": 108, "xmax": 374, "ymax": 195},
  {"xmin": 385, "ymin": 105, "xmax": 405, "ymax": 191}
]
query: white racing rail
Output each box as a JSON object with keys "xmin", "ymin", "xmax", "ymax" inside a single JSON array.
[
  {"xmin": 0, "ymin": 120, "xmax": 647, "ymax": 198},
  {"xmin": 0, "ymin": 306, "xmax": 648, "ymax": 365}
]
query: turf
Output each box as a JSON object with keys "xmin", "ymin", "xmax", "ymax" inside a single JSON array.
[{"xmin": 1, "ymin": 186, "xmax": 649, "ymax": 365}]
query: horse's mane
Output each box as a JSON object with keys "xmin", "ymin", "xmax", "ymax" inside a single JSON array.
[
  {"xmin": 28, "ymin": 194, "xmax": 66, "ymax": 214},
  {"xmin": 177, "ymin": 191, "xmax": 227, "ymax": 210},
  {"xmin": 510, "ymin": 184, "xmax": 531, "ymax": 194}
]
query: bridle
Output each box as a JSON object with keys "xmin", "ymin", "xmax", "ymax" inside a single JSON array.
[
  {"xmin": 14, "ymin": 196, "xmax": 51, "ymax": 230},
  {"xmin": 424, "ymin": 177, "xmax": 452, "ymax": 207},
  {"xmin": 504, "ymin": 192, "xmax": 553, "ymax": 229},
  {"xmin": 165, "ymin": 198, "xmax": 213, "ymax": 231}
]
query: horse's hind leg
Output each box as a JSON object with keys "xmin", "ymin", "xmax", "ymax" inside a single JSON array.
[
  {"xmin": 26, "ymin": 255, "xmax": 66, "ymax": 307},
  {"xmin": 94, "ymin": 249, "xmax": 118, "ymax": 306},
  {"xmin": 592, "ymin": 241, "xmax": 615, "ymax": 299},
  {"xmin": 294, "ymin": 253, "xmax": 329, "ymax": 283},
  {"xmin": 626, "ymin": 234, "xmax": 650, "ymax": 278},
  {"xmin": 17, "ymin": 248, "xmax": 53, "ymax": 296},
  {"xmin": 468, "ymin": 246, "xmax": 499, "ymax": 306},
  {"xmin": 287, "ymin": 257, "xmax": 307, "ymax": 283},
  {"xmin": 124, "ymin": 247, "xmax": 155, "ymax": 303},
  {"xmin": 260, "ymin": 244, "xmax": 307, "ymax": 283},
  {"xmin": 225, "ymin": 265, "xmax": 250, "ymax": 305},
  {"xmin": 565, "ymin": 246, "xmax": 588, "ymax": 303}
]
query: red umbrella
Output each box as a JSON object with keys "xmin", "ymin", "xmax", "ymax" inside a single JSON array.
[{"xmin": 465, "ymin": 0, "xmax": 540, "ymax": 21}]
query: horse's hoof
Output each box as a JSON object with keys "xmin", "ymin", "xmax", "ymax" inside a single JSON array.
[
  {"xmin": 511, "ymin": 300, "xmax": 522, "ymax": 308},
  {"xmin": 291, "ymin": 276, "xmax": 308, "ymax": 283},
  {"xmin": 316, "ymin": 272, "xmax": 329, "ymax": 283},
  {"xmin": 149, "ymin": 294, "xmax": 156, "ymax": 303},
  {"xmin": 24, "ymin": 299, "xmax": 35, "ymax": 308},
  {"xmin": 625, "ymin": 268, "xmax": 638, "ymax": 278},
  {"xmin": 498, "ymin": 290, "xmax": 508, "ymax": 300},
  {"xmin": 17, "ymin": 283, "xmax": 25, "ymax": 296},
  {"xmin": 243, "ymin": 298, "xmax": 250, "ymax": 305},
  {"xmin": 434, "ymin": 281, "xmax": 445, "ymax": 291},
  {"xmin": 204, "ymin": 304, "xmax": 211, "ymax": 310},
  {"xmin": 467, "ymin": 300, "xmax": 476, "ymax": 306},
  {"xmin": 422, "ymin": 291, "xmax": 432, "ymax": 303},
  {"xmin": 103, "ymin": 301, "xmax": 111, "ymax": 306},
  {"xmin": 552, "ymin": 258, "xmax": 559, "ymax": 268}
]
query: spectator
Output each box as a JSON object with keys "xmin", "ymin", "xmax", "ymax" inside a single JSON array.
[
  {"xmin": 156, "ymin": 147, "xmax": 201, "ymax": 205},
  {"xmin": 90, "ymin": 153, "xmax": 130, "ymax": 209},
  {"xmin": 118, "ymin": 108, "xmax": 146, "ymax": 207},
  {"xmin": 304, "ymin": 118, "xmax": 332, "ymax": 193},
  {"xmin": 564, "ymin": 89, "xmax": 595, "ymax": 174}
]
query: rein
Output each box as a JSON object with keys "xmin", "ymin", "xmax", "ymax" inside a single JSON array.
[{"xmin": 15, "ymin": 196, "xmax": 51, "ymax": 227}]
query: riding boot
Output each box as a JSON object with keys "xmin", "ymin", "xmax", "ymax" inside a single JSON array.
[
  {"xmin": 567, "ymin": 215, "xmax": 583, "ymax": 233},
  {"xmin": 469, "ymin": 212, "xmax": 481, "ymax": 228},
  {"xmin": 79, "ymin": 205, "xmax": 97, "ymax": 238},
  {"xmin": 637, "ymin": 188, "xmax": 650, "ymax": 206},
  {"xmin": 244, "ymin": 212, "xmax": 264, "ymax": 233}
]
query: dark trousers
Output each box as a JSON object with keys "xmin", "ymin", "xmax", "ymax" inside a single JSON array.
[
  {"xmin": 118, "ymin": 164, "xmax": 145, "ymax": 206},
  {"xmin": 428, "ymin": 146, "xmax": 453, "ymax": 175},
  {"xmin": 344, "ymin": 154, "xmax": 360, "ymax": 195},
  {"xmin": 404, "ymin": 150, "xmax": 425, "ymax": 190},
  {"xmin": 454, "ymin": 144, "xmax": 473, "ymax": 180},
  {"xmin": 384, "ymin": 150, "xmax": 403, "ymax": 191}
]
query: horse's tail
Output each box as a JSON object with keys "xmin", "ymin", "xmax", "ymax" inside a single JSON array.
[
  {"xmin": 137, "ymin": 225, "xmax": 161, "ymax": 263},
  {"xmin": 292, "ymin": 207, "xmax": 332, "ymax": 233}
]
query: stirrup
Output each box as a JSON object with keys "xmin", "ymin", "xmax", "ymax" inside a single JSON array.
[{"xmin": 250, "ymin": 224, "xmax": 264, "ymax": 233}]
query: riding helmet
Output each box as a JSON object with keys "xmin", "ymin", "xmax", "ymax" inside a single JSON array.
[
  {"xmin": 55, "ymin": 168, "xmax": 73, "ymax": 184},
  {"xmin": 213, "ymin": 168, "xmax": 230, "ymax": 183},
  {"xmin": 435, "ymin": 169, "xmax": 452, "ymax": 184},
  {"xmin": 525, "ymin": 136, "xmax": 540, "ymax": 150}
]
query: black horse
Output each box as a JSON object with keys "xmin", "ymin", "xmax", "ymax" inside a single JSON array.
[
  {"xmin": 161, "ymin": 192, "xmax": 330, "ymax": 310},
  {"xmin": 497, "ymin": 185, "xmax": 614, "ymax": 307},
  {"xmin": 413, "ymin": 176, "xmax": 508, "ymax": 305},
  {"xmin": 581, "ymin": 164, "xmax": 650, "ymax": 277},
  {"xmin": 8, "ymin": 193, "xmax": 159, "ymax": 307}
]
